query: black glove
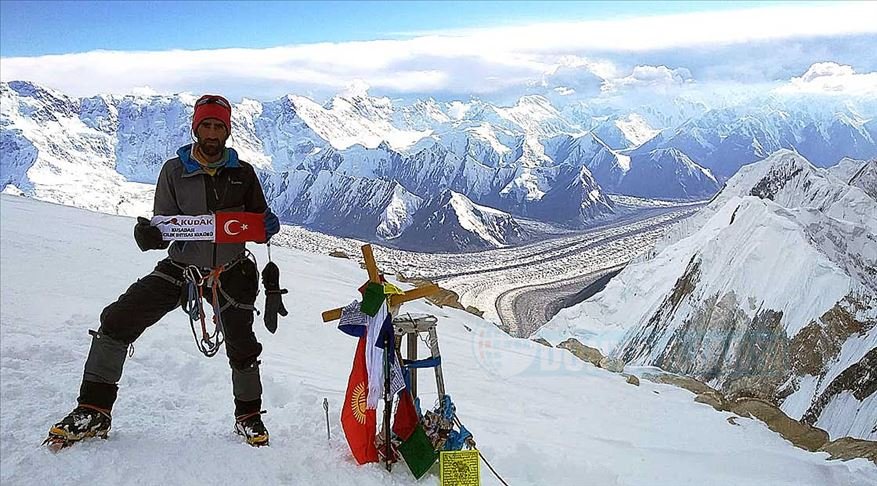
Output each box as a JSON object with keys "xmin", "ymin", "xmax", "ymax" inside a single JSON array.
[
  {"xmin": 261, "ymin": 261, "xmax": 288, "ymax": 333},
  {"xmin": 134, "ymin": 217, "xmax": 166, "ymax": 252}
]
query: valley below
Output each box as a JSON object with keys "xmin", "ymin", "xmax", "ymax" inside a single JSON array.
[
  {"xmin": 270, "ymin": 200, "xmax": 703, "ymax": 334},
  {"xmin": 426, "ymin": 203, "xmax": 701, "ymax": 334}
]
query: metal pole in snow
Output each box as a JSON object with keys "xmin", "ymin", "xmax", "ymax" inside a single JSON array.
[
  {"xmin": 383, "ymin": 335, "xmax": 393, "ymax": 471},
  {"xmin": 323, "ymin": 398, "xmax": 330, "ymax": 441}
]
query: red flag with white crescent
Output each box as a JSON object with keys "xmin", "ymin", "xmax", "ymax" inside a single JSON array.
[
  {"xmin": 214, "ymin": 212, "xmax": 266, "ymax": 243},
  {"xmin": 341, "ymin": 337, "xmax": 378, "ymax": 464}
]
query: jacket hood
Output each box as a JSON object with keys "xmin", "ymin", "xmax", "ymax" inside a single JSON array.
[{"xmin": 176, "ymin": 144, "xmax": 241, "ymax": 174}]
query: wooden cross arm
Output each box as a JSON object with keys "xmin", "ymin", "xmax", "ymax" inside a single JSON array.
[
  {"xmin": 321, "ymin": 284, "xmax": 440, "ymax": 323},
  {"xmin": 321, "ymin": 308, "xmax": 344, "ymax": 323},
  {"xmin": 389, "ymin": 283, "xmax": 440, "ymax": 307},
  {"xmin": 362, "ymin": 244, "xmax": 381, "ymax": 283}
]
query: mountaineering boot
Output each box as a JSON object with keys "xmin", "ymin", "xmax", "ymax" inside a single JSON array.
[
  {"xmin": 234, "ymin": 411, "xmax": 269, "ymax": 447},
  {"xmin": 44, "ymin": 405, "xmax": 112, "ymax": 451}
]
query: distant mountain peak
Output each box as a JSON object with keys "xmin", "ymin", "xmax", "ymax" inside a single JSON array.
[
  {"xmin": 393, "ymin": 189, "xmax": 529, "ymax": 251},
  {"xmin": 515, "ymin": 94, "xmax": 554, "ymax": 109},
  {"xmin": 339, "ymin": 80, "xmax": 372, "ymax": 99}
]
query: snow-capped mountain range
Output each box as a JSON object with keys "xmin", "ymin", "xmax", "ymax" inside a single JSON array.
[
  {"xmin": 639, "ymin": 102, "xmax": 877, "ymax": 180},
  {"xmin": 537, "ymin": 150, "xmax": 877, "ymax": 441},
  {"xmin": 2, "ymin": 80, "xmax": 876, "ymax": 251}
]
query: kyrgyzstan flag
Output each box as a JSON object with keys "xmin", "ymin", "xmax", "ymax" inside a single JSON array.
[
  {"xmin": 214, "ymin": 212, "xmax": 266, "ymax": 243},
  {"xmin": 341, "ymin": 337, "xmax": 378, "ymax": 464}
]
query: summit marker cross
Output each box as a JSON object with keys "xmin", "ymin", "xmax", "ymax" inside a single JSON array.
[
  {"xmin": 321, "ymin": 243, "xmax": 439, "ymax": 471},
  {"xmin": 321, "ymin": 244, "xmax": 438, "ymax": 323}
]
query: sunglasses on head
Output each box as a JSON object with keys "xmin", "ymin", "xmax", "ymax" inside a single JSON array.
[{"xmin": 195, "ymin": 96, "xmax": 231, "ymax": 110}]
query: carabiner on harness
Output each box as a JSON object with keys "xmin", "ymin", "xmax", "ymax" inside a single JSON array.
[{"xmin": 182, "ymin": 265, "xmax": 225, "ymax": 357}]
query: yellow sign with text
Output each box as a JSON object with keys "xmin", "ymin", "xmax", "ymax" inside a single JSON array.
[{"xmin": 440, "ymin": 449, "xmax": 480, "ymax": 486}]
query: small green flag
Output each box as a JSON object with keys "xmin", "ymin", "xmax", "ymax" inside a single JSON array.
[
  {"xmin": 360, "ymin": 282, "xmax": 386, "ymax": 316},
  {"xmin": 398, "ymin": 424, "xmax": 438, "ymax": 479}
]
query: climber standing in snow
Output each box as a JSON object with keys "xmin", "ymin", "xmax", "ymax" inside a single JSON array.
[{"xmin": 46, "ymin": 95, "xmax": 281, "ymax": 448}]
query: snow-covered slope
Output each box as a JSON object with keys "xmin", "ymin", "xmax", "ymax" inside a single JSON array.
[
  {"xmin": 591, "ymin": 114, "xmax": 659, "ymax": 150},
  {"xmin": 261, "ymin": 169, "xmax": 423, "ymax": 241},
  {"xmin": 797, "ymin": 113, "xmax": 877, "ymax": 169},
  {"xmin": 543, "ymin": 132, "xmax": 613, "ymax": 171},
  {"xmin": 0, "ymin": 82, "xmax": 620, "ymax": 249},
  {"xmin": 0, "ymin": 81, "xmax": 156, "ymax": 215},
  {"xmin": 435, "ymin": 123, "xmax": 515, "ymax": 168},
  {"xmin": 848, "ymin": 160, "xmax": 877, "ymax": 199},
  {"xmin": 709, "ymin": 150, "xmax": 876, "ymax": 230},
  {"xmin": 539, "ymin": 132, "xmax": 717, "ymax": 201},
  {"xmin": 317, "ymin": 136, "xmax": 617, "ymax": 229},
  {"xmin": 537, "ymin": 150, "xmax": 877, "ymax": 441},
  {"xmin": 641, "ymin": 105, "xmax": 877, "ymax": 180},
  {"xmin": 828, "ymin": 158, "xmax": 877, "ymax": 200},
  {"xmin": 376, "ymin": 185, "xmax": 423, "ymax": 240},
  {"xmin": 476, "ymin": 95, "xmax": 577, "ymax": 137},
  {"xmin": 614, "ymin": 113, "xmax": 660, "ymax": 147},
  {"xmin": 284, "ymin": 86, "xmax": 430, "ymax": 151},
  {"xmin": 332, "ymin": 140, "xmax": 498, "ymax": 204},
  {"xmin": 654, "ymin": 150, "xmax": 877, "ymax": 254},
  {"xmin": 2, "ymin": 195, "xmax": 875, "ymax": 485},
  {"xmin": 393, "ymin": 190, "xmax": 529, "ymax": 252},
  {"xmin": 523, "ymin": 164, "xmax": 616, "ymax": 226},
  {"xmin": 828, "ymin": 158, "xmax": 868, "ymax": 183},
  {"xmin": 606, "ymin": 147, "xmax": 718, "ymax": 200}
]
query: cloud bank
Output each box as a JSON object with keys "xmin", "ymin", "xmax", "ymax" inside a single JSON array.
[
  {"xmin": 1, "ymin": 2, "xmax": 875, "ymax": 102},
  {"xmin": 777, "ymin": 62, "xmax": 877, "ymax": 97}
]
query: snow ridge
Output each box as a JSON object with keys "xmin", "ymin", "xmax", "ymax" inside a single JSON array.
[{"xmin": 537, "ymin": 149, "xmax": 877, "ymax": 441}]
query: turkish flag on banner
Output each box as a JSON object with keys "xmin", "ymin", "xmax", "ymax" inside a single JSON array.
[
  {"xmin": 341, "ymin": 337, "xmax": 378, "ymax": 465},
  {"xmin": 214, "ymin": 212, "xmax": 266, "ymax": 243}
]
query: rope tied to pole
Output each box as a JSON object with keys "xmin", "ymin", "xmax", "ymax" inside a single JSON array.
[
  {"xmin": 449, "ymin": 408, "xmax": 510, "ymax": 486},
  {"xmin": 477, "ymin": 450, "xmax": 510, "ymax": 486}
]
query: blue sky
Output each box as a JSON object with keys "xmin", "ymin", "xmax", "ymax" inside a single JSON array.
[
  {"xmin": 1, "ymin": 1, "xmax": 797, "ymax": 56},
  {"xmin": 1, "ymin": 1, "xmax": 875, "ymax": 102}
]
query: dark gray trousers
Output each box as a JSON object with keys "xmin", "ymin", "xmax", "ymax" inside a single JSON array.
[{"xmin": 79, "ymin": 257, "xmax": 263, "ymax": 416}]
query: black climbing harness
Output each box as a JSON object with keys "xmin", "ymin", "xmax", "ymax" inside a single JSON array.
[{"xmin": 151, "ymin": 251, "xmax": 259, "ymax": 357}]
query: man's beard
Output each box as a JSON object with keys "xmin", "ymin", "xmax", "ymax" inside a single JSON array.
[{"xmin": 198, "ymin": 138, "xmax": 225, "ymax": 157}]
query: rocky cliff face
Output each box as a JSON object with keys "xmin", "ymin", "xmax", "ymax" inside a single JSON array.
[
  {"xmin": 538, "ymin": 150, "xmax": 877, "ymax": 440},
  {"xmin": 842, "ymin": 159, "xmax": 877, "ymax": 199}
]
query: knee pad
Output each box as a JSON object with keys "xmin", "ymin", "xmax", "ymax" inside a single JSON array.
[
  {"xmin": 83, "ymin": 329, "xmax": 128, "ymax": 385},
  {"xmin": 231, "ymin": 359, "xmax": 262, "ymax": 402}
]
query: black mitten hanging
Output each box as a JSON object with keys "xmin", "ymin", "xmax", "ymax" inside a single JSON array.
[{"xmin": 261, "ymin": 261, "xmax": 288, "ymax": 334}]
